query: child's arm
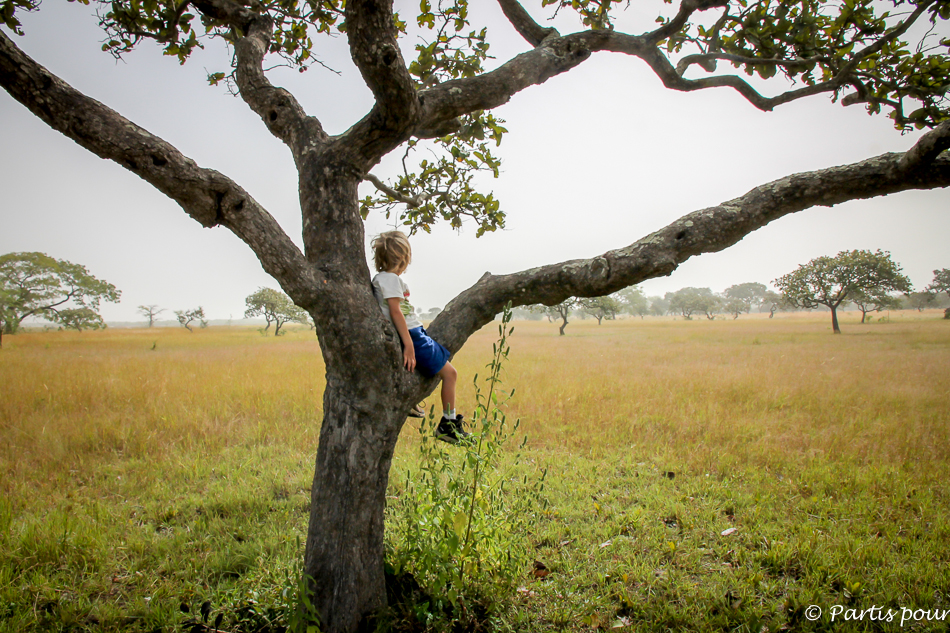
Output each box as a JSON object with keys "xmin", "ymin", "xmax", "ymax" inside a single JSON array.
[{"xmin": 386, "ymin": 297, "xmax": 416, "ymax": 372}]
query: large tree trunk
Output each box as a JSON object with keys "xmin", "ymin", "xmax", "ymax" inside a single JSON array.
[
  {"xmin": 304, "ymin": 382, "xmax": 403, "ymax": 633},
  {"xmin": 297, "ymin": 164, "xmax": 423, "ymax": 632}
]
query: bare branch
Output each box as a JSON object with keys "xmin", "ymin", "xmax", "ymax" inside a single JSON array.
[
  {"xmin": 428, "ymin": 150, "xmax": 950, "ymax": 353},
  {"xmin": 496, "ymin": 0, "xmax": 559, "ymax": 47},
  {"xmin": 363, "ymin": 173, "xmax": 434, "ymax": 208},
  {"xmin": 0, "ymin": 29, "xmax": 321, "ymax": 307},
  {"xmin": 233, "ymin": 14, "xmax": 327, "ymax": 158}
]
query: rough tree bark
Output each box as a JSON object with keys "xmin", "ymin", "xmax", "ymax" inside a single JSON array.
[{"xmin": 3, "ymin": 0, "xmax": 950, "ymax": 630}]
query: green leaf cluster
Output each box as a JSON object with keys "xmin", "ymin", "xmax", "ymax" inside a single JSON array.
[
  {"xmin": 540, "ymin": 0, "xmax": 627, "ymax": 31},
  {"xmin": 663, "ymin": 0, "xmax": 950, "ymax": 128},
  {"xmin": 0, "ymin": 0, "xmax": 40, "ymax": 36},
  {"xmin": 361, "ymin": 111, "xmax": 507, "ymax": 237},
  {"xmin": 926, "ymin": 267, "xmax": 950, "ymax": 298},
  {"xmin": 410, "ymin": 0, "xmax": 491, "ymax": 87},
  {"xmin": 88, "ymin": 0, "xmax": 343, "ymax": 70}
]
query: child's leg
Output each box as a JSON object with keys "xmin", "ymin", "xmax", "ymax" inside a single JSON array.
[{"xmin": 437, "ymin": 361, "xmax": 457, "ymax": 417}]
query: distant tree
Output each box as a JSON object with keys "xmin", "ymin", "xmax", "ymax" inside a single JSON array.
[
  {"xmin": 422, "ymin": 307, "xmax": 442, "ymax": 321},
  {"xmin": 668, "ymin": 287, "xmax": 719, "ymax": 320},
  {"xmin": 57, "ymin": 307, "xmax": 107, "ymax": 331},
  {"xmin": 721, "ymin": 296, "xmax": 747, "ymax": 320},
  {"xmin": 648, "ymin": 296, "xmax": 670, "ymax": 317},
  {"xmin": 0, "ymin": 252, "xmax": 120, "ymax": 347},
  {"xmin": 927, "ymin": 269, "xmax": 950, "ymax": 297},
  {"xmin": 615, "ymin": 286, "xmax": 649, "ymax": 319},
  {"xmin": 534, "ymin": 299, "xmax": 577, "ymax": 335},
  {"xmin": 774, "ymin": 250, "xmax": 911, "ymax": 333},
  {"xmin": 510, "ymin": 306, "xmax": 542, "ymax": 321},
  {"xmin": 578, "ymin": 296, "xmax": 620, "ymax": 324},
  {"xmin": 904, "ymin": 291, "xmax": 937, "ymax": 312},
  {"xmin": 245, "ymin": 287, "xmax": 309, "ymax": 336},
  {"xmin": 926, "ymin": 269, "xmax": 950, "ymax": 319},
  {"xmin": 760, "ymin": 290, "xmax": 786, "ymax": 318},
  {"xmin": 850, "ymin": 290, "xmax": 902, "ymax": 323},
  {"xmin": 137, "ymin": 304, "xmax": 165, "ymax": 328},
  {"xmin": 175, "ymin": 307, "xmax": 206, "ymax": 333},
  {"xmin": 723, "ymin": 282, "xmax": 768, "ymax": 318}
]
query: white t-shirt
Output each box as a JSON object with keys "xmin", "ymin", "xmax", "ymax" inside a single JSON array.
[{"xmin": 372, "ymin": 271, "xmax": 423, "ymax": 330}]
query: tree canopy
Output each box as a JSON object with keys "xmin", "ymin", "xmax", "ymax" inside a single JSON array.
[
  {"xmin": 773, "ymin": 249, "xmax": 911, "ymax": 333},
  {"xmin": 0, "ymin": 251, "xmax": 120, "ymax": 346}
]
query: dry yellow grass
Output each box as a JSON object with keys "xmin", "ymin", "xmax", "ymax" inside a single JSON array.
[
  {"xmin": 447, "ymin": 311, "xmax": 950, "ymax": 475},
  {"xmin": 0, "ymin": 326, "xmax": 323, "ymax": 498},
  {"xmin": 2, "ymin": 312, "xmax": 947, "ymax": 491}
]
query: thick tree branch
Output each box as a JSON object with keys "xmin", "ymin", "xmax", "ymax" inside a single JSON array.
[
  {"xmin": 338, "ymin": 0, "xmax": 421, "ymax": 168},
  {"xmin": 0, "ymin": 29, "xmax": 320, "ymax": 306},
  {"xmin": 416, "ymin": 30, "xmax": 602, "ymax": 134},
  {"xmin": 897, "ymin": 120, "xmax": 950, "ymax": 173},
  {"xmin": 233, "ymin": 13, "xmax": 326, "ymax": 160},
  {"xmin": 496, "ymin": 0, "xmax": 558, "ymax": 47},
  {"xmin": 428, "ymin": 151, "xmax": 950, "ymax": 353},
  {"xmin": 190, "ymin": 0, "xmax": 255, "ymax": 31}
]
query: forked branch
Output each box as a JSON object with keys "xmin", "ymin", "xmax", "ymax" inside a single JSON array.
[{"xmin": 233, "ymin": 13, "xmax": 326, "ymax": 158}]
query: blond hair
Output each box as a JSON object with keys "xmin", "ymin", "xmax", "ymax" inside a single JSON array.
[{"xmin": 372, "ymin": 230, "xmax": 412, "ymax": 273}]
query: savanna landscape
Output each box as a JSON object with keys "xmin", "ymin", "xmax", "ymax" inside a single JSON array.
[{"xmin": 2, "ymin": 311, "xmax": 948, "ymax": 632}]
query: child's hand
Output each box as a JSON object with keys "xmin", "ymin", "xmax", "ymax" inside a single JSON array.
[{"xmin": 403, "ymin": 346, "xmax": 416, "ymax": 372}]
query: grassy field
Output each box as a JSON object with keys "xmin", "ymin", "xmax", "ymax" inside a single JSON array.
[{"xmin": 1, "ymin": 311, "xmax": 948, "ymax": 632}]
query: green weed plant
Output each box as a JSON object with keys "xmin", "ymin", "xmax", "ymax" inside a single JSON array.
[{"xmin": 386, "ymin": 305, "xmax": 547, "ymax": 625}]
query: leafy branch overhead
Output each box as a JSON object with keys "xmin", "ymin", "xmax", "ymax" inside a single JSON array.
[{"xmin": 361, "ymin": 111, "xmax": 507, "ymax": 237}]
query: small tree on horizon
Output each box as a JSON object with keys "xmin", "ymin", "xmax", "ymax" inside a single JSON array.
[
  {"xmin": 137, "ymin": 304, "xmax": 165, "ymax": 328},
  {"xmin": 668, "ymin": 287, "xmax": 720, "ymax": 320},
  {"xmin": 578, "ymin": 295, "xmax": 621, "ymax": 324},
  {"xmin": 850, "ymin": 289, "xmax": 903, "ymax": 323},
  {"xmin": 904, "ymin": 291, "xmax": 936, "ymax": 312},
  {"xmin": 175, "ymin": 307, "xmax": 206, "ymax": 333},
  {"xmin": 245, "ymin": 287, "xmax": 309, "ymax": 336},
  {"xmin": 615, "ymin": 285, "xmax": 649, "ymax": 319},
  {"xmin": 723, "ymin": 282, "xmax": 769, "ymax": 319},
  {"xmin": 774, "ymin": 250, "xmax": 912, "ymax": 333}
]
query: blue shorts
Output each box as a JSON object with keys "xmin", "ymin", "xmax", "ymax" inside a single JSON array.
[{"xmin": 408, "ymin": 326, "xmax": 450, "ymax": 378}]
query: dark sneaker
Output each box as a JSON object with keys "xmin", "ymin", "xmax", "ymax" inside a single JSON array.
[
  {"xmin": 435, "ymin": 417, "xmax": 461, "ymax": 444},
  {"xmin": 450, "ymin": 414, "xmax": 472, "ymax": 443},
  {"xmin": 407, "ymin": 404, "xmax": 425, "ymax": 419}
]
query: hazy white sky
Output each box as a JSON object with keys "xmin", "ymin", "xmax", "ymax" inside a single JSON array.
[{"xmin": 1, "ymin": 1, "xmax": 947, "ymax": 323}]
